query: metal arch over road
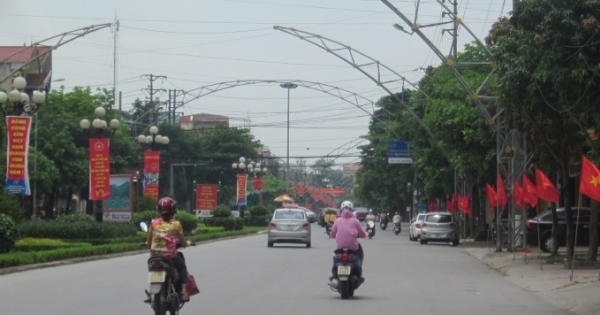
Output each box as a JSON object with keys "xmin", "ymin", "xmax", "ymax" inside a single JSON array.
[
  {"xmin": 272, "ymin": 26, "xmax": 452, "ymax": 159},
  {"xmin": 0, "ymin": 24, "xmax": 113, "ymax": 85},
  {"xmin": 180, "ymin": 79, "xmax": 397, "ymax": 134}
]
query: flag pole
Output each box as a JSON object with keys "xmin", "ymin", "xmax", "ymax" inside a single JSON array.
[
  {"xmin": 538, "ymin": 211, "xmax": 543, "ymax": 270},
  {"xmin": 570, "ymin": 193, "xmax": 583, "ymax": 282}
]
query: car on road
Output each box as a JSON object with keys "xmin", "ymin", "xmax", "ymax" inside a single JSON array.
[
  {"xmin": 409, "ymin": 213, "xmax": 427, "ymax": 241},
  {"xmin": 268, "ymin": 208, "xmax": 312, "ymax": 248},
  {"xmin": 526, "ymin": 207, "xmax": 598, "ymax": 252},
  {"xmin": 354, "ymin": 207, "xmax": 369, "ymax": 222},
  {"xmin": 420, "ymin": 212, "xmax": 459, "ymax": 246},
  {"xmin": 298, "ymin": 206, "xmax": 317, "ymax": 223}
]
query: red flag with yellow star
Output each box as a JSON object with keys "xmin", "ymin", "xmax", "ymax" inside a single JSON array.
[
  {"xmin": 522, "ymin": 175, "xmax": 538, "ymax": 207},
  {"xmin": 535, "ymin": 168, "xmax": 559, "ymax": 203},
  {"xmin": 497, "ymin": 175, "xmax": 508, "ymax": 208},
  {"xmin": 580, "ymin": 156, "xmax": 600, "ymax": 202},
  {"xmin": 513, "ymin": 180, "xmax": 525, "ymax": 210},
  {"xmin": 486, "ymin": 184, "xmax": 497, "ymax": 209}
]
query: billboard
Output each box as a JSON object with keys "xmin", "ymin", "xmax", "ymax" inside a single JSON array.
[{"xmin": 103, "ymin": 174, "xmax": 133, "ymax": 222}]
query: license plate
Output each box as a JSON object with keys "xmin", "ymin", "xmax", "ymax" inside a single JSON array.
[
  {"xmin": 432, "ymin": 234, "xmax": 440, "ymax": 238},
  {"xmin": 148, "ymin": 271, "xmax": 166, "ymax": 283},
  {"xmin": 337, "ymin": 266, "xmax": 351, "ymax": 276}
]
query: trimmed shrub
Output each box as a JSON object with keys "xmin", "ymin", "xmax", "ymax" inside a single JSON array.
[
  {"xmin": 243, "ymin": 216, "xmax": 269, "ymax": 227},
  {"xmin": 13, "ymin": 238, "xmax": 91, "ymax": 252},
  {"xmin": 203, "ymin": 217, "xmax": 243, "ymax": 231},
  {"xmin": 248, "ymin": 206, "xmax": 269, "ymax": 217},
  {"xmin": 0, "ymin": 194, "xmax": 22, "ymax": 223},
  {"xmin": 18, "ymin": 221, "xmax": 138, "ymax": 240},
  {"xmin": 211, "ymin": 205, "xmax": 231, "ymax": 218},
  {"xmin": 174, "ymin": 211, "xmax": 199, "ymax": 234},
  {"xmin": 137, "ymin": 196, "xmax": 158, "ymax": 212},
  {"xmin": 55, "ymin": 214, "xmax": 96, "ymax": 223},
  {"xmin": 132, "ymin": 210, "xmax": 158, "ymax": 228},
  {"xmin": 0, "ymin": 214, "xmax": 18, "ymax": 253}
]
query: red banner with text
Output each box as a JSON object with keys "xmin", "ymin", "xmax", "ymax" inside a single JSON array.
[
  {"xmin": 144, "ymin": 151, "xmax": 160, "ymax": 200},
  {"xmin": 5, "ymin": 116, "xmax": 32, "ymax": 195},
  {"xmin": 236, "ymin": 173, "xmax": 248, "ymax": 206},
  {"xmin": 196, "ymin": 184, "xmax": 218, "ymax": 210},
  {"xmin": 89, "ymin": 138, "xmax": 110, "ymax": 200}
]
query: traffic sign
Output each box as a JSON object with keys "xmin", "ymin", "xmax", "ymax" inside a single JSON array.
[{"xmin": 388, "ymin": 140, "xmax": 413, "ymax": 164}]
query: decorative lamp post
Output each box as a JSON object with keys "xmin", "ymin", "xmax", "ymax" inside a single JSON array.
[
  {"xmin": 80, "ymin": 107, "xmax": 120, "ymax": 222},
  {"xmin": 280, "ymin": 83, "xmax": 297, "ymax": 190},
  {"xmin": 137, "ymin": 126, "xmax": 168, "ymax": 201},
  {"xmin": 232, "ymin": 156, "xmax": 248, "ymax": 218},
  {"xmin": 248, "ymin": 160, "xmax": 268, "ymax": 206}
]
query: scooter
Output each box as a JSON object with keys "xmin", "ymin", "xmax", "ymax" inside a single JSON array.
[
  {"xmin": 379, "ymin": 219, "xmax": 388, "ymax": 230},
  {"xmin": 366, "ymin": 221, "xmax": 376, "ymax": 239},
  {"xmin": 328, "ymin": 248, "xmax": 363, "ymax": 299},
  {"xmin": 393, "ymin": 222, "xmax": 401, "ymax": 235},
  {"xmin": 140, "ymin": 222, "xmax": 196, "ymax": 315}
]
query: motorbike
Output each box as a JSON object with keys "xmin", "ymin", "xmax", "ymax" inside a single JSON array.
[
  {"xmin": 393, "ymin": 222, "xmax": 401, "ymax": 235},
  {"xmin": 140, "ymin": 222, "xmax": 196, "ymax": 315},
  {"xmin": 379, "ymin": 218, "xmax": 388, "ymax": 230},
  {"xmin": 328, "ymin": 248, "xmax": 363, "ymax": 299},
  {"xmin": 366, "ymin": 221, "xmax": 376, "ymax": 239}
]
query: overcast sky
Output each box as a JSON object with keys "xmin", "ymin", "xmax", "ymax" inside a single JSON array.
[{"xmin": 2, "ymin": 0, "xmax": 511, "ymax": 169}]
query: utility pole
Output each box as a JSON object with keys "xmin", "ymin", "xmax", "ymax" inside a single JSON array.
[
  {"xmin": 168, "ymin": 89, "xmax": 184, "ymax": 124},
  {"xmin": 112, "ymin": 16, "xmax": 119, "ymax": 109},
  {"xmin": 141, "ymin": 74, "xmax": 167, "ymax": 126}
]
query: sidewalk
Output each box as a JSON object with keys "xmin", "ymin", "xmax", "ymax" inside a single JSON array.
[{"xmin": 464, "ymin": 242, "xmax": 600, "ymax": 315}]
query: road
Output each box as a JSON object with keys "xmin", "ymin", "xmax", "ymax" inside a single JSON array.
[{"xmin": 0, "ymin": 223, "xmax": 567, "ymax": 315}]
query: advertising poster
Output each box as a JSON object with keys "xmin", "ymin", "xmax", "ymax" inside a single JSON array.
[
  {"xmin": 236, "ymin": 173, "xmax": 248, "ymax": 206},
  {"xmin": 144, "ymin": 151, "xmax": 160, "ymax": 200},
  {"xmin": 103, "ymin": 174, "xmax": 133, "ymax": 222},
  {"xmin": 5, "ymin": 116, "xmax": 32, "ymax": 195},
  {"xmin": 195, "ymin": 184, "xmax": 218, "ymax": 210},
  {"xmin": 89, "ymin": 138, "xmax": 110, "ymax": 200}
]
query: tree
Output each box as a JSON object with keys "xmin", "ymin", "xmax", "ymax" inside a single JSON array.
[{"xmin": 488, "ymin": 0, "xmax": 600, "ymax": 261}]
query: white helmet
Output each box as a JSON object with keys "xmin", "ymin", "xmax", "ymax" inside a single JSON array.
[{"xmin": 340, "ymin": 200, "xmax": 353, "ymax": 210}]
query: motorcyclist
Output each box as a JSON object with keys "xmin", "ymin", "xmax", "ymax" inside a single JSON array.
[
  {"xmin": 144, "ymin": 197, "xmax": 192, "ymax": 302},
  {"xmin": 365, "ymin": 209, "xmax": 375, "ymax": 222},
  {"xmin": 392, "ymin": 211, "xmax": 402, "ymax": 224},
  {"xmin": 323, "ymin": 208, "xmax": 338, "ymax": 234},
  {"xmin": 330, "ymin": 200, "xmax": 366, "ymax": 281},
  {"xmin": 379, "ymin": 212, "xmax": 388, "ymax": 224}
]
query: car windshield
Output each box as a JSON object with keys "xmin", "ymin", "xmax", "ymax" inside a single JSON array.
[
  {"xmin": 425, "ymin": 214, "xmax": 452, "ymax": 223},
  {"xmin": 274, "ymin": 210, "xmax": 305, "ymax": 220},
  {"xmin": 417, "ymin": 214, "xmax": 426, "ymax": 221}
]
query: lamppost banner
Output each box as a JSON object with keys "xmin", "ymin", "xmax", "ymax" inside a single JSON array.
[
  {"xmin": 195, "ymin": 184, "xmax": 218, "ymax": 210},
  {"xmin": 89, "ymin": 138, "xmax": 111, "ymax": 200},
  {"xmin": 5, "ymin": 116, "xmax": 32, "ymax": 195},
  {"xmin": 236, "ymin": 173, "xmax": 248, "ymax": 206},
  {"xmin": 144, "ymin": 151, "xmax": 160, "ymax": 200}
]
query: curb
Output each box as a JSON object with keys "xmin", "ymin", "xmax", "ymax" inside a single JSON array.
[{"xmin": 0, "ymin": 230, "xmax": 267, "ymax": 276}]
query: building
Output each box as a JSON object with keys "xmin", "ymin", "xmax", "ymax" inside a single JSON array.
[
  {"xmin": 180, "ymin": 113, "xmax": 229, "ymax": 134},
  {"xmin": 343, "ymin": 163, "xmax": 362, "ymax": 177},
  {"xmin": 0, "ymin": 45, "xmax": 53, "ymax": 93}
]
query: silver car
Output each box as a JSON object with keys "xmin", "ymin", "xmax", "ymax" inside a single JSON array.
[
  {"xmin": 268, "ymin": 208, "xmax": 312, "ymax": 248},
  {"xmin": 409, "ymin": 213, "xmax": 427, "ymax": 241},
  {"xmin": 420, "ymin": 212, "xmax": 459, "ymax": 246}
]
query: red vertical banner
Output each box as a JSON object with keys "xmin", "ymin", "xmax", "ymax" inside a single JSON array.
[
  {"xmin": 144, "ymin": 151, "xmax": 160, "ymax": 200},
  {"xmin": 236, "ymin": 173, "xmax": 248, "ymax": 206},
  {"xmin": 196, "ymin": 184, "xmax": 218, "ymax": 210},
  {"xmin": 89, "ymin": 138, "xmax": 110, "ymax": 200},
  {"xmin": 5, "ymin": 116, "xmax": 32, "ymax": 195}
]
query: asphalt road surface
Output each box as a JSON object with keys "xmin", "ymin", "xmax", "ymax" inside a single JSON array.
[{"xmin": 0, "ymin": 223, "xmax": 567, "ymax": 315}]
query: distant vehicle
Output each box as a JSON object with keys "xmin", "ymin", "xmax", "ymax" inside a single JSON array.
[
  {"xmin": 420, "ymin": 212, "xmax": 459, "ymax": 246},
  {"xmin": 318, "ymin": 208, "xmax": 340, "ymax": 226},
  {"xmin": 526, "ymin": 207, "xmax": 597, "ymax": 252},
  {"xmin": 409, "ymin": 213, "xmax": 427, "ymax": 241},
  {"xmin": 298, "ymin": 206, "xmax": 317, "ymax": 223},
  {"xmin": 354, "ymin": 207, "xmax": 369, "ymax": 222},
  {"xmin": 268, "ymin": 208, "xmax": 311, "ymax": 248}
]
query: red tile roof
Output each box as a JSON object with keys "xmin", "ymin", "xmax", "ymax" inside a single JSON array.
[{"xmin": 0, "ymin": 45, "xmax": 51, "ymax": 65}]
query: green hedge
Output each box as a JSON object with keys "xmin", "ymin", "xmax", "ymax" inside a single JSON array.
[
  {"xmin": 0, "ymin": 243, "xmax": 142, "ymax": 268},
  {"xmin": 202, "ymin": 217, "xmax": 244, "ymax": 231},
  {"xmin": 18, "ymin": 221, "xmax": 138, "ymax": 240},
  {"xmin": 0, "ymin": 214, "xmax": 18, "ymax": 253},
  {"xmin": 243, "ymin": 216, "xmax": 269, "ymax": 227},
  {"xmin": 55, "ymin": 214, "xmax": 96, "ymax": 223},
  {"xmin": 132, "ymin": 211, "xmax": 157, "ymax": 228},
  {"xmin": 248, "ymin": 206, "xmax": 269, "ymax": 216},
  {"xmin": 211, "ymin": 205, "xmax": 231, "ymax": 218},
  {"xmin": 13, "ymin": 238, "xmax": 92, "ymax": 252},
  {"xmin": 132, "ymin": 211, "xmax": 198, "ymax": 234}
]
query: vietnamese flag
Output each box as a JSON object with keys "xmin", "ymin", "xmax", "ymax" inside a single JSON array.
[
  {"xmin": 486, "ymin": 184, "xmax": 497, "ymax": 209},
  {"xmin": 522, "ymin": 175, "xmax": 538, "ymax": 207},
  {"xmin": 580, "ymin": 156, "xmax": 600, "ymax": 202},
  {"xmin": 513, "ymin": 180, "xmax": 525, "ymax": 210},
  {"xmin": 497, "ymin": 175, "xmax": 508, "ymax": 208},
  {"xmin": 535, "ymin": 168, "xmax": 559, "ymax": 203},
  {"xmin": 458, "ymin": 194, "xmax": 471, "ymax": 215},
  {"xmin": 446, "ymin": 195, "xmax": 456, "ymax": 213}
]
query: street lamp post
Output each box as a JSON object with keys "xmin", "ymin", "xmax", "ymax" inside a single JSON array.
[
  {"xmin": 247, "ymin": 160, "xmax": 268, "ymax": 206},
  {"xmin": 280, "ymin": 83, "xmax": 297, "ymax": 189},
  {"xmin": 0, "ymin": 76, "xmax": 46, "ymax": 218},
  {"xmin": 137, "ymin": 126, "xmax": 169, "ymax": 200},
  {"xmin": 133, "ymin": 171, "xmax": 140, "ymax": 212},
  {"xmin": 232, "ymin": 157, "xmax": 247, "ymax": 218},
  {"xmin": 80, "ymin": 107, "xmax": 120, "ymax": 222}
]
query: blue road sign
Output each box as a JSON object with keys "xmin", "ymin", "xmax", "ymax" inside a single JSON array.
[{"xmin": 387, "ymin": 140, "xmax": 413, "ymax": 164}]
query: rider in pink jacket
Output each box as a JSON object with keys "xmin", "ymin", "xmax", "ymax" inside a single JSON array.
[{"xmin": 330, "ymin": 208, "xmax": 367, "ymax": 251}]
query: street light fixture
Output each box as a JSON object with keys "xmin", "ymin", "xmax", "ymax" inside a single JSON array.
[
  {"xmin": 80, "ymin": 107, "xmax": 121, "ymax": 137},
  {"xmin": 0, "ymin": 76, "xmax": 46, "ymax": 115},
  {"xmin": 137, "ymin": 125, "xmax": 169, "ymax": 150},
  {"xmin": 280, "ymin": 83, "xmax": 297, "ymax": 189}
]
